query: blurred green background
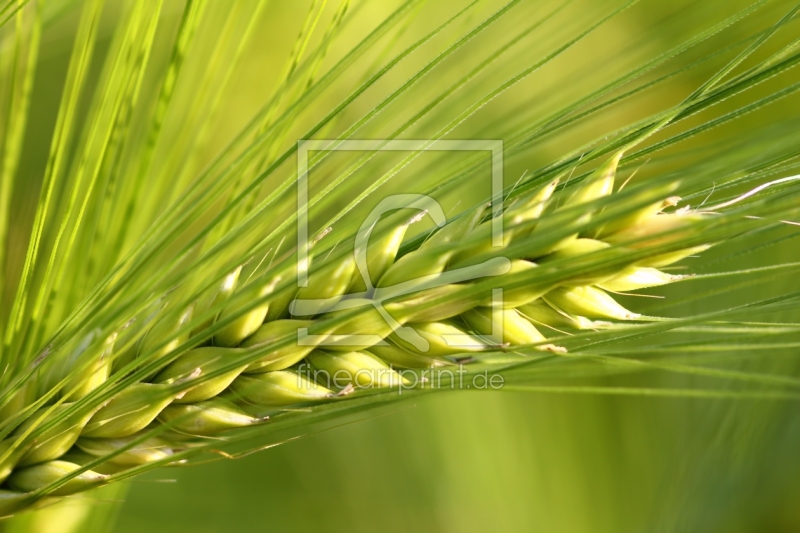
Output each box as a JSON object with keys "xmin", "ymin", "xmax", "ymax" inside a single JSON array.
[
  {"xmin": 2, "ymin": 0, "xmax": 799, "ymax": 531},
  {"xmin": 111, "ymin": 388, "xmax": 800, "ymax": 533}
]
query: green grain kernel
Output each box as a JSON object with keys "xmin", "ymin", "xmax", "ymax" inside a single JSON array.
[
  {"xmin": 390, "ymin": 321, "xmax": 489, "ymax": 356},
  {"xmin": 368, "ymin": 343, "xmax": 450, "ymax": 369},
  {"xmin": 76, "ymin": 434, "xmax": 173, "ymax": 466},
  {"xmin": 307, "ymin": 350, "xmax": 408, "ymax": 389},
  {"xmin": 462, "ymin": 307, "xmax": 548, "ymax": 346},
  {"xmin": 14, "ymin": 404, "xmax": 96, "ymax": 467},
  {"xmin": 214, "ymin": 277, "xmax": 279, "ymax": 347},
  {"xmin": 240, "ymin": 319, "xmax": 315, "ymax": 372},
  {"xmin": 81, "ymin": 383, "xmax": 181, "ymax": 438},
  {"xmin": 154, "ymin": 347, "xmax": 247, "ymax": 404},
  {"xmin": 157, "ymin": 398, "xmax": 262, "ymax": 436},
  {"xmin": 517, "ymin": 300, "xmax": 600, "ymax": 330},
  {"xmin": 229, "ymin": 370, "xmax": 333, "ymax": 406},
  {"xmin": 544, "ymin": 286, "xmax": 639, "ymax": 320},
  {"xmin": 9, "ymin": 460, "xmax": 107, "ymax": 496},
  {"xmin": 598, "ymin": 266, "xmax": 680, "ymax": 292}
]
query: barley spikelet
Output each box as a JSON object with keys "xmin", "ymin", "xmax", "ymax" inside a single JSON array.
[{"xmin": 0, "ymin": 151, "xmax": 712, "ymax": 515}]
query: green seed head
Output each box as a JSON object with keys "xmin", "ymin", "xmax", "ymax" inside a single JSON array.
[
  {"xmin": 390, "ymin": 321, "xmax": 489, "ymax": 356},
  {"xmin": 295, "ymin": 256, "xmax": 357, "ymax": 311},
  {"xmin": 640, "ymin": 244, "xmax": 711, "ymax": 269},
  {"xmin": 214, "ymin": 277, "xmax": 279, "ymax": 347},
  {"xmin": 479, "ymin": 260, "xmax": 549, "ymax": 308},
  {"xmin": 596, "ymin": 194, "xmax": 681, "ymax": 238},
  {"xmin": 154, "ymin": 347, "xmax": 247, "ymax": 404},
  {"xmin": 0, "ymin": 167, "xmax": 708, "ymax": 510},
  {"xmin": 76, "ymin": 434, "xmax": 173, "ymax": 466},
  {"xmin": 157, "ymin": 398, "xmax": 263, "ymax": 436},
  {"xmin": 388, "ymin": 284, "xmax": 475, "ymax": 323},
  {"xmin": 604, "ymin": 212, "xmax": 711, "ymax": 267},
  {"xmin": 565, "ymin": 152, "xmax": 621, "ymax": 207},
  {"xmin": 508, "ymin": 178, "xmax": 560, "ymax": 227},
  {"xmin": 462, "ymin": 307, "xmax": 548, "ymax": 347},
  {"xmin": 62, "ymin": 332, "xmax": 116, "ymax": 401},
  {"xmin": 229, "ymin": 370, "xmax": 333, "ymax": 406},
  {"xmin": 8, "ymin": 460, "xmax": 107, "ymax": 496},
  {"xmin": 0, "ymin": 382, "xmax": 35, "ymax": 426},
  {"xmin": 377, "ymin": 247, "xmax": 453, "ymax": 288},
  {"xmin": 350, "ymin": 219, "xmax": 412, "ymax": 293},
  {"xmin": 14, "ymin": 404, "xmax": 96, "ymax": 467},
  {"xmin": 539, "ymin": 238, "xmax": 619, "ymax": 286},
  {"xmin": 193, "ymin": 267, "xmax": 242, "ymax": 336},
  {"xmin": 240, "ymin": 319, "xmax": 315, "ymax": 372},
  {"xmin": 517, "ymin": 300, "xmax": 600, "ymax": 331},
  {"xmin": 544, "ymin": 286, "xmax": 639, "ymax": 320},
  {"xmin": 263, "ymin": 282, "xmax": 299, "ymax": 322},
  {"xmin": 541, "ymin": 238, "xmax": 610, "ymax": 260},
  {"xmin": 368, "ymin": 343, "xmax": 450, "ymax": 369},
  {"xmin": 0, "ymin": 489, "xmax": 38, "ymax": 517},
  {"xmin": 0, "ymin": 440, "xmax": 30, "ymax": 484},
  {"xmin": 58, "ymin": 449, "xmax": 127, "ymax": 475},
  {"xmin": 307, "ymin": 350, "xmax": 408, "ymax": 389},
  {"xmin": 140, "ymin": 304, "xmax": 195, "ymax": 360},
  {"xmin": 309, "ymin": 303, "xmax": 397, "ymax": 351},
  {"xmin": 598, "ymin": 266, "xmax": 681, "ymax": 292},
  {"xmin": 81, "ymin": 383, "xmax": 180, "ymax": 439},
  {"xmin": 421, "ymin": 205, "xmax": 486, "ymax": 249}
]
